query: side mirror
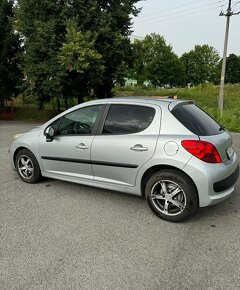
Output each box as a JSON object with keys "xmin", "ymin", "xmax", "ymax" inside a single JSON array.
[{"xmin": 45, "ymin": 126, "xmax": 55, "ymax": 142}]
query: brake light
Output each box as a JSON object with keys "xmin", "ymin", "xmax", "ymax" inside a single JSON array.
[{"xmin": 181, "ymin": 140, "xmax": 222, "ymax": 163}]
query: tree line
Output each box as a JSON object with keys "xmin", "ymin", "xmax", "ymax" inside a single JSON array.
[
  {"xmin": 0, "ymin": 0, "xmax": 240, "ymax": 111},
  {"xmin": 131, "ymin": 33, "xmax": 240, "ymax": 88},
  {"xmin": 1, "ymin": 0, "xmax": 139, "ymax": 110}
]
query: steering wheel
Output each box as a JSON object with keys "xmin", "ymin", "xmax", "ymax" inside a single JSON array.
[{"xmin": 74, "ymin": 121, "xmax": 92, "ymax": 134}]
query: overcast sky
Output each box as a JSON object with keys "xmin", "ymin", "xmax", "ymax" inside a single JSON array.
[{"xmin": 132, "ymin": 0, "xmax": 240, "ymax": 56}]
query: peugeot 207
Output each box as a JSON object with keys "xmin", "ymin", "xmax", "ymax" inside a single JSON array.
[{"xmin": 9, "ymin": 98, "xmax": 239, "ymax": 222}]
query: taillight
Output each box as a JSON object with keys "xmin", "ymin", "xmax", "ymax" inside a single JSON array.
[{"xmin": 181, "ymin": 140, "xmax": 222, "ymax": 163}]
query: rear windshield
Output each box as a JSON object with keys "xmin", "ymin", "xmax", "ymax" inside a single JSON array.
[{"xmin": 171, "ymin": 104, "xmax": 222, "ymax": 136}]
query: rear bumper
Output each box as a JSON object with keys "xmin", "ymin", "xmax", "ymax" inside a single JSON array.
[
  {"xmin": 184, "ymin": 153, "xmax": 239, "ymax": 207},
  {"xmin": 214, "ymin": 165, "xmax": 239, "ymax": 192}
]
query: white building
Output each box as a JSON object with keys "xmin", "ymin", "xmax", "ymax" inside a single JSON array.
[{"xmin": 129, "ymin": 35, "xmax": 144, "ymax": 44}]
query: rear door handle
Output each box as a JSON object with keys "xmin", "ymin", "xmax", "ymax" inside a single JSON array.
[
  {"xmin": 76, "ymin": 143, "xmax": 89, "ymax": 150},
  {"xmin": 130, "ymin": 144, "xmax": 148, "ymax": 152}
]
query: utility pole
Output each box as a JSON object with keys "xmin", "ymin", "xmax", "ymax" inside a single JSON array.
[{"xmin": 218, "ymin": 0, "xmax": 240, "ymax": 116}]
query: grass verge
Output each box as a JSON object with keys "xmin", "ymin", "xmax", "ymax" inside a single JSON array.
[
  {"xmin": 114, "ymin": 84, "xmax": 240, "ymax": 133},
  {"xmin": 12, "ymin": 84, "xmax": 240, "ymax": 132}
]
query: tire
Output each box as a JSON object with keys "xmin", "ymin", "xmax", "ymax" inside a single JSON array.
[
  {"xmin": 15, "ymin": 149, "xmax": 42, "ymax": 183},
  {"xmin": 145, "ymin": 169, "xmax": 198, "ymax": 222}
]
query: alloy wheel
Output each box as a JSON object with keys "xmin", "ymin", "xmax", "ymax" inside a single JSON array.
[
  {"xmin": 150, "ymin": 180, "xmax": 187, "ymax": 216},
  {"xmin": 17, "ymin": 155, "xmax": 34, "ymax": 180}
]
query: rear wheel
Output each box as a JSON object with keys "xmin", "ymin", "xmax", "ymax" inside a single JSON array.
[
  {"xmin": 145, "ymin": 169, "xmax": 198, "ymax": 222},
  {"xmin": 15, "ymin": 149, "xmax": 41, "ymax": 183}
]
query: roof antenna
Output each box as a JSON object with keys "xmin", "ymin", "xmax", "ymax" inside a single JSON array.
[{"xmin": 168, "ymin": 88, "xmax": 180, "ymax": 99}]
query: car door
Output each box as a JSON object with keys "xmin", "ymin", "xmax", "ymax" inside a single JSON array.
[
  {"xmin": 38, "ymin": 104, "xmax": 104, "ymax": 180},
  {"xmin": 91, "ymin": 103, "xmax": 161, "ymax": 187}
]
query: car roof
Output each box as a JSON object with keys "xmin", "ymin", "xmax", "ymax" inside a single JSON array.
[
  {"xmin": 87, "ymin": 97, "xmax": 188, "ymax": 107},
  {"xmin": 43, "ymin": 96, "xmax": 193, "ymax": 128}
]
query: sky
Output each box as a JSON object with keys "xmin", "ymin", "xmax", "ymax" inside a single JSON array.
[{"xmin": 132, "ymin": 0, "xmax": 240, "ymax": 56}]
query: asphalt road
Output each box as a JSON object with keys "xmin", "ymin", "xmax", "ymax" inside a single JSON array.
[{"xmin": 0, "ymin": 121, "xmax": 240, "ymax": 290}]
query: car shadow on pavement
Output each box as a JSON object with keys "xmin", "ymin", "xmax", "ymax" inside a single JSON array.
[{"xmin": 39, "ymin": 176, "xmax": 240, "ymax": 224}]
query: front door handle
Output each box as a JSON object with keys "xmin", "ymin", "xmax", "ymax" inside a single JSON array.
[
  {"xmin": 130, "ymin": 144, "xmax": 148, "ymax": 152},
  {"xmin": 76, "ymin": 143, "xmax": 89, "ymax": 150}
]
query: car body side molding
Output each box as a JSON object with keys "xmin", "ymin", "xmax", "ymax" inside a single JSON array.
[{"xmin": 41, "ymin": 156, "xmax": 138, "ymax": 169}]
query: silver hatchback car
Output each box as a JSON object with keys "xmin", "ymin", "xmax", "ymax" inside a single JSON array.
[{"xmin": 9, "ymin": 98, "xmax": 239, "ymax": 222}]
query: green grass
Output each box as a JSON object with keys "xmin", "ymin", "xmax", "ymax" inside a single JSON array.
[
  {"xmin": 113, "ymin": 84, "xmax": 240, "ymax": 133},
  {"xmin": 13, "ymin": 95, "xmax": 77, "ymax": 122},
  {"xmin": 13, "ymin": 84, "xmax": 240, "ymax": 132},
  {"xmin": 14, "ymin": 107, "xmax": 56, "ymax": 122}
]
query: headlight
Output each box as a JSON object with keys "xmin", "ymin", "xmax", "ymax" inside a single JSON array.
[{"xmin": 14, "ymin": 133, "xmax": 23, "ymax": 140}]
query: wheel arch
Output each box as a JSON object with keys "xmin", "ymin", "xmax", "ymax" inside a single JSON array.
[
  {"xmin": 141, "ymin": 164, "xmax": 199, "ymax": 205},
  {"xmin": 13, "ymin": 146, "xmax": 31, "ymax": 165}
]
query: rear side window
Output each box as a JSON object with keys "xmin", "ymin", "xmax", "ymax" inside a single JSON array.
[
  {"xmin": 171, "ymin": 104, "xmax": 222, "ymax": 136},
  {"xmin": 103, "ymin": 105, "xmax": 155, "ymax": 135}
]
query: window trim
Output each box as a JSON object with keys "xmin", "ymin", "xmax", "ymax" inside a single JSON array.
[
  {"xmin": 96, "ymin": 103, "xmax": 156, "ymax": 136},
  {"xmin": 44, "ymin": 104, "xmax": 106, "ymax": 137}
]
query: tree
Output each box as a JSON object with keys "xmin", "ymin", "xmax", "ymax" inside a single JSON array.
[
  {"xmin": 225, "ymin": 54, "xmax": 240, "ymax": 84},
  {"xmin": 132, "ymin": 33, "xmax": 186, "ymax": 87},
  {"xmin": 67, "ymin": 0, "xmax": 140, "ymax": 98},
  {"xmin": 58, "ymin": 22, "xmax": 104, "ymax": 104},
  {"xmin": 130, "ymin": 39, "xmax": 147, "ymax": 85},
  {"xmin": 0, "ymin": 0, "xmax": 22, "ymax": 107},
  {"xmin": 17, "ymin": 0, "xmax": 140, "ymax": 108},
  {"xmin": 17, "ymin": 0, "xmax": 67, "ymax": 110},
  {"xmin": 181, "ymin": 45, "xmax": 220, "ymax": 85}
]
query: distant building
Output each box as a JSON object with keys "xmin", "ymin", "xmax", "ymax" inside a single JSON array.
[
  {"xmin": 129, "ymin": 35, "xmax": 144, "ymax": 44},
  {"xmin": 124, "ymin": 78, "xmax": 150, "ymax": 87}
]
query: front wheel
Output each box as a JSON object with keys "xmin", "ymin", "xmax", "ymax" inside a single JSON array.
[
  {"xmin": 15, "ymin": 149, "xmax": 42, "ymax": 183},
  {"xmin": 145, "ymin": 169, "xmax": 198, "ymax": 222}
]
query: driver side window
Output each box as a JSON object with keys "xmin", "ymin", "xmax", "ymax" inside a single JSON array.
[{"xmin": 57, "ymin": 105, "xmax": 103, "ymax": 136}]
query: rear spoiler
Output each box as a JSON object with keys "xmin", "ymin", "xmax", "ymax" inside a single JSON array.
[{"xmin": 168, "ymin": 100, "xmax": 195, "ymax": 111}]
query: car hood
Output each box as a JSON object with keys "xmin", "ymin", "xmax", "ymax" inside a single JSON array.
[
  {"xmin": 27, "ymin": 125, "xmax": 43, "ymax": 132},
  {"xmin": 15, "ymin": 125, "xmax": 42, "ymax": 140}
]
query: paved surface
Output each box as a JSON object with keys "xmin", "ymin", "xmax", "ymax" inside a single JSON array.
[{"xmin": 0, "ymin": 121, "xmax": 240, "ymax": 290}]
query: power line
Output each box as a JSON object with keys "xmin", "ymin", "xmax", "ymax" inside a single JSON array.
[
  {"xmin": 136, "ymin": 0, "xmax": 227, "ymax": 21},
  {"xmin": 231, "ymin": 0, "xmax": 240, "ymax": 11},
  {"xmin": 230, "ymin": 0, "xmax": 240, "ymax": 10},
  {"xmin": 134, "ymin": 3, "xmax": 225, "ymax": 26},
  {"xmin": 137, "ymin": 0, "xmax": 209, "ymax": 19}
]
